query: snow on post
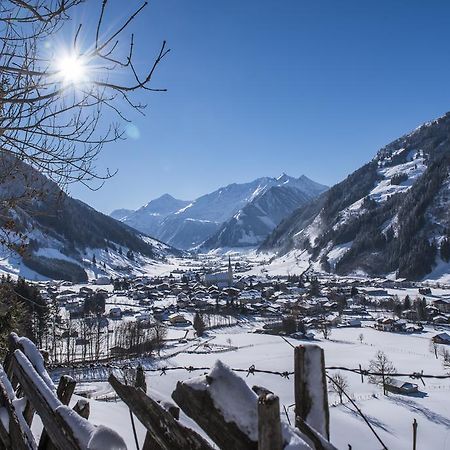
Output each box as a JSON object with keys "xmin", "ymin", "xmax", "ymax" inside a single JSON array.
[
  {"xmin": 108, "ymin": 373, "xmax": 212, "ymax": 450},
  {"xmin": 7, "ymin": 332, "xmax": 55, "ymax": 391},
  {"xmin": 12, "ymin": 350, "xmax": 126, "ymax": 450},
  {"xmin": 258, "ymin": 392, "xmax": 283, "ymax": 450},
  {"xmin": 172, "ymin": 360, "xmax": 311, "ymax": 450},
  {"xmin": 294, "ymin": 345, "xmax": 330, "ymax": 441},
  {"xmin": 0, "ymin": 364, "xmax": 36, "ymax": 449}
]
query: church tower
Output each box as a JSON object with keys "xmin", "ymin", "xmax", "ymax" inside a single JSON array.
[{"xmin": 227, "ymin": 256, "xmax": 233, "ymax": 286}]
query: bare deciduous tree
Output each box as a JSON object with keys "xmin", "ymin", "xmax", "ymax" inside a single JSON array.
[
  {"xmin": 440, "ymin": 347, "xmax": 450, "ymax": 370},
  {"xmin": 429, "ymin": 339, "xmax": 438, "ymax": 359},
  {"xmin": 0, "ymin": 0, "xmax": 169, "ymax": 250},
  {"xmin": 328, "ymin": 371, "xmax": 349, "ymax": 404},
  {"xmin": 320, "ymin": 322, "xmax": 332, "ymax": 340},
  {"xmin": 151, "ymin": 321, "xmax": 167, "ymax": 356},
  {"xmin": 368, "ymin": 350, "xmax": 396, "ymax": 395}
]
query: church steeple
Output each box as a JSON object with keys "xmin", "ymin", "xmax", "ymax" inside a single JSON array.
[{"xmin": 227, "ymin": 256, "xmax": 233, "ymax": 286}]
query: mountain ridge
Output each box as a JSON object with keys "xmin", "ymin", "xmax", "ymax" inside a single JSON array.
[
  {"xmin": 260, "ymin": 112, "xmax": 450, "ymax": 280},
  {"xmin": 0, "ymin": 156, "xmax": 179, "ymax": 282},
  {"xmin": 112, "ymin": 174, "xmax": 327, "ymax": 250}
]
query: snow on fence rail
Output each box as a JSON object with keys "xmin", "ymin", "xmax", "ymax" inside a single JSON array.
[
  {"xmin": 0, "ymin": 333, "xmax": 126, "ymax": 450},
  {"xmin": 0, "ymin": 333, "xmax": 342, "ymax": 450}
]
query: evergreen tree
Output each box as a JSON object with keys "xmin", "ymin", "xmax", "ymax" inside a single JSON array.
[
  {"xmin": 92, "ymin": 254, "xmax": 96, "ymax": 265},
  {"xmin": 0, "ymin": 281, "xmax": 27, "ymax": 356},
  {"xmin": 415, "ymin": 297, "xmax": 428, "ymax": 321},
  {"xmin": 13, "ymin": 278, "xmax": 49, "ymax": 347},
  {"xmin": 193, "ymin": 312, "xmax": 206, "ymax": 337},
  {"xmin": 309, "ymin": 277, "xmax": 320, "ymax": 297},
  {"xmin": 403, "ymin": 295, "xmax": 411, "ymax": 310}
]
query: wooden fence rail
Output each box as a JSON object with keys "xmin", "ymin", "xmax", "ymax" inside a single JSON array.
[{"xmin": 0, "ymin": 334, "xmax": 336, "ymax": 450}]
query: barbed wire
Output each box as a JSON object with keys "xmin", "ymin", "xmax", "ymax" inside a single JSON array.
[
  {"xmin": 51, "ymin": 361, "xmax": 450, "ymax": 383},
  {"xmin": 50, "ymin": 360, "xmax": 450, "ymax": 450}
]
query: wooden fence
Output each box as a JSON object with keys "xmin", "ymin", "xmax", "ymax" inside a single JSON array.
[{"xmin": 0, "ymin": 333, "xmax": 337, "ymax": 449}]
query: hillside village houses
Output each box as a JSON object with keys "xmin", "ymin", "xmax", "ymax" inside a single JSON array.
[{"xmin": 23, "ymin": 253, "xmax": 450, "ymax": 364}]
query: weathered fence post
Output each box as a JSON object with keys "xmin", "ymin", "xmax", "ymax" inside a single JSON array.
[
  {"xmin": 73, "ymin": 399, "xmax": 90, "ymax": 419},
  {"xmin": 294, "ymin": 344, "xmax": 330, "ymax": 440},
  {"xmin": 56, "ymin": 375, "xmax": 76, "ymax": 404},
  {"xmin": 135, "ymin": 365, "xmax": 147, "ymax": 392},
  {"xmin": 39, "ymin": 375, "xmax": 77, "ymax": 449},
  {"xmin": 412, "ymin": 418, "xmax": 418, "ymax": 450},
  {"xmin": 257, "ymin": 393, "xmax": 283, "ymax": 450},
  {"xmin": 109, "ymin": 374, "xmax": 213, "ymax": 450}
]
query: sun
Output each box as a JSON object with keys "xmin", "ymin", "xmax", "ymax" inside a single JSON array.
[{"xmin": 56, "ymin": 53, "xmax": 88, "ymax": 85}]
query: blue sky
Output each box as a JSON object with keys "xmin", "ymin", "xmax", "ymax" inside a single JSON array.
[{"xmin": 68, "ymin": 0, "xmax": 450, "ymax": 213}]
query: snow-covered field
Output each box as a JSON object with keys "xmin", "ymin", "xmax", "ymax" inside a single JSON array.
[{"xmin": 68, "ymin": 324, "xmax": 450, "ymax": 449}]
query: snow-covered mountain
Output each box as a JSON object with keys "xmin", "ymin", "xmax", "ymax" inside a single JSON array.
[
  {"xmin": 202, "ymin": 175, "xmax": 327, "ymax": 249},
  {"xmin": 0, "ymin": 156, "xmax": 179, "ymax": 282},
  {"xmin": 261, "ymin": 112, "xmax": 450, "ymax": 281},
  {"xmin": 111, "ymin": 194, "xmax": 191, "ymax": 239},
  {"xmin": 113, "ymin": 175, "xmax": 327, "ymax": 250}
]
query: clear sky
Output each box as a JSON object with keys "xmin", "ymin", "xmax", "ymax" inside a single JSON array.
[{"xmin": 68, "ymin": 0, "xmax": 450, "ymax": 214}]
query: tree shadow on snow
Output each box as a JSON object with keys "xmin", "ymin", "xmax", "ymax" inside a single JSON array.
[
  {"xmin": 387, "ymin": 396, "xmax": 450, "ymax": 427},
  {"xmin": 340, "ymin": 404, "xmax": 393, "ymax": 434}
]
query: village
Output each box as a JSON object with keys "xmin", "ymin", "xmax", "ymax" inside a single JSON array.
[{"xmin": 25, "ymin": 252, "xmax": 450, "ymax": 368}]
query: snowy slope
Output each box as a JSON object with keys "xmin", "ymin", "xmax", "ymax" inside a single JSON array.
[
  {"xmin": 0, "ymin": 157, "xmax": 179, "ymax": 282},
  {"xmin": 261, "ymin": 112, "xmax": 450, "ymax": 280},
  {"xmin": 63, "ymin": 324, "xmax": 450, "ymax": 450},
  {"xmin": 202, "ymin": 177, "xmax": 327, "ymax": 249}
]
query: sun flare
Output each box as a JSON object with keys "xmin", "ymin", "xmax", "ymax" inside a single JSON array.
[{"xmin": 56, "ymin": 54, "xmax": 88, "ymax": 85}]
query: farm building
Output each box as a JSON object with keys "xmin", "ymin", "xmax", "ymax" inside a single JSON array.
[
  {"xmin": 432, "ymin": 332, "xmax": 450, "ymax": 345},
  {"xmin": 385, "ymin": 379, "xmax": 419, "ymax": 395}
]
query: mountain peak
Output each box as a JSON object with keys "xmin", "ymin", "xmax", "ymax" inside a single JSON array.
[
  {"xmin": 276, "ymin": 173, "xmax": 290, "ymax": 183},
  {"xmin": 157, "ymin": 193, "xmax": 176, "ymax": 201}
]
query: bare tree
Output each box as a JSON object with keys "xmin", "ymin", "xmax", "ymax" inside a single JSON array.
[
  {"xmin": 429, "ymin": 339, "xmax": 438, "ymax": 359},
  {"xmin": 151, "ymin": 321, "xmax": 167, "ymax": 356},
  {"xmin": 368, "ymin": 351, "xmax": 396, "ymax": 395},
  {"xmin": 358, "ymin": 333, "xmax": 364, "ymax": 344},
  {"xmin": 0, "ymin": 1, "xmax": 169, "ymax": 250},
  {"xmin": 320, "ymin": 322, "xmax": 332, "ymax": 340},
  {"xmin": 440, "ymin": 347, "xmax": 450, "ymax": 370},
  {"xmin": 328, "ymin": 372, "xmax": 349, "ymax": 404}
]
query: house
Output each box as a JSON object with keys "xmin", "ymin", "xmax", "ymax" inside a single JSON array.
[
  {"xmin": 402, "ymin": 309, "xmax": 418, "ymax": 321},
  {"xmin": 168, "ymin": 313, "xmax": 189, "ymax": 325},
  {"xmin": 432, "ymin": 315, "xmax": 449, "ymax": 324},
  {"xmin": 79, "ymin": 286, "xmax": 93, "ymax": 296},
  {"xmin": 132, "ymin": 290, "xmax": 147, "ymax": 300},
  {"xmin": 432, "ymin": 298, "xmax": 450, "ymax": 314},
  {"xmin": 136, "ymin": 312, "xmax": 151, "ymax": 322},
  {"xmin": 385, "ymin": 379, "xmax": 419, "ymax": 394},
  {"xmin": 338, "ymin": 318, "xmax": 362, "ymax": 328},
  {"xmin": 375, "ymin": 317, "xmax": 395, "ymax": 332},
  {"xmin": 109, "ymin": 307, "xmax": 122, "ymax": 318},
  {"xmin": 432, "ymin": 332, "xmax": 450, "ymax": 345},
  {"xmin": 290, "ymin": 331, "xmax": 315, "ymax": 340}
]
